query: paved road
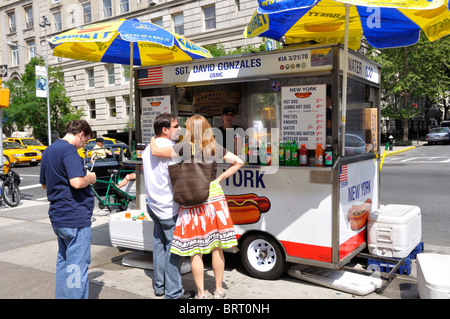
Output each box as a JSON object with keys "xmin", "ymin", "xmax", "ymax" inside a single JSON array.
[{"xmin": 1, "ymin": 145, "xmax": 449, "ymax": 306}]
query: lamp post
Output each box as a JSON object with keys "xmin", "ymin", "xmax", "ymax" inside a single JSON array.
[
  {"xmin": 39, "ymin": 16, "xmax": 52, "ymax": 146},
  {"xmin": 7, "ymin": 41, "xmax": 51, "ymax": 146},
  {"xmin": 7, "ymin": 16, "xmax": 52, "ymax": 146}
]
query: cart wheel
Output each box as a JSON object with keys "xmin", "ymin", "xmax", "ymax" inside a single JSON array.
[
  {"xmin": 240, "ymin": 233, "xmax": 285, "ymax": 280},
  {"xmin": 98, "ymin": 202, "xmax": 105, "ymax": 209}
]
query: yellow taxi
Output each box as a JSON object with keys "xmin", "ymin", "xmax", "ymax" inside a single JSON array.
[
  {"xmin": 78, "ymin": 137, "xmax": 125, "ymax": 158},
  {"xmin": 3, "ymin": 141, "xmax": 42, "ymax": 166},
  {"xmin": 6, "ymin": 137, "xmax": 47, "ymax": 153}
]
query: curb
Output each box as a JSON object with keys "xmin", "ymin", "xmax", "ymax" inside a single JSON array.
[{"xmin": 385, "ymin": 146, "xmax": 417, "ymax": 157}]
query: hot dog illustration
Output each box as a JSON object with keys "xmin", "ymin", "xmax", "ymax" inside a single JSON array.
[
  {"xmin": 70, "ymin": 43, "xmax": 96, "ymax": 55},
  {"xmin": 295, "ymin": 92, "xmax": 312, "ymax": 98},
  {"xmin": 347, "ymin": 198, "xmax": 372, "ymax": 231},
  {"xmin": 304, "ymin": 22, "xmax": 343, "ymax": 33},
  {"xmin": 77, "ymin": 25, "xmax": 111, "ymax": 33},
  {"xmin": 226, "ymin": 194, "xmax": 271, "ymax": 225}
]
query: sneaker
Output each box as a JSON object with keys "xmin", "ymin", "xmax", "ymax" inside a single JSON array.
[
  {"xmin": 213, "ymin": 290, "xmax": 226, "ymax": 299},
  {"xmin": 194, "ymin": 292, "xmax": 208, "ymax": 299},
  {"xmin": 178, "ymin": 290, "xmax": 196, "ymax": 299}
]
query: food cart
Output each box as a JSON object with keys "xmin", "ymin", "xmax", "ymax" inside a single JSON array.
[{"xmin": 110, "ymin": 44, "xmax": 382, "ymax": 280}]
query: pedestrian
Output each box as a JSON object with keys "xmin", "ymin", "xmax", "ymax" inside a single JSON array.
[
  {"xmin": 150, "ymin": 114, "xmax": 243, "ymax": 299},
  {"xmin": 39, "ymin": 120, "xmax": 97, "ymax": 299},
  {"xmin": 142, "ymin": 113, "xmax": 194, "ymax": 299}
]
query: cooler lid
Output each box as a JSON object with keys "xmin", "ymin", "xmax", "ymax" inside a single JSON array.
[
  {"xmin": 417, "ymin": 253, "xmax": 450, "ymax": 290},
  {"xmin": 368, "ymin": 204, "xmax": 421, "ymax": 224}
]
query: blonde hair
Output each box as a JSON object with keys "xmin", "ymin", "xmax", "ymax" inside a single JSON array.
[{"xmin": 183, "ymin": 115, "xmax": 216, "ymax": 156}]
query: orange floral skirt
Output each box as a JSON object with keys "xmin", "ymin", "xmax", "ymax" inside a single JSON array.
[{"xmin": 170, "ymin": 181, "xmax": 237, "ymax": 256}]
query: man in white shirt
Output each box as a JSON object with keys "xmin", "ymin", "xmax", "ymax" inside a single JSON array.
[{"xmin": 142, "ymin": 113, "xmax": 193, "ymax": 299}]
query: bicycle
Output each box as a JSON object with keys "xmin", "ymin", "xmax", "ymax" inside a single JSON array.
[{"xmin": 1, "ymin": 156, "xmax": 21, "ymax": 207}]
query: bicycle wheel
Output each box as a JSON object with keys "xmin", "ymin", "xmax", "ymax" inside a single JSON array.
[{"xmin": 2, "ymin": 177, "xmax": 21, "ymax": 207}]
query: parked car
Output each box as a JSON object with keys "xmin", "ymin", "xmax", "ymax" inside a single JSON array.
[
  {"xmin": 426, "ymin": 127, "xmax": 450, "ymax": 144},
  {"xmin": 78, "ymin": 137, "xmax": 126, "ymax": 158},
  {"xmin": 6, "ymin": 137, "xmax": 47, "ymax": 153},
  {"xmin": 3, "ymin": 141, "xmax": 42, "ymax": 166}
]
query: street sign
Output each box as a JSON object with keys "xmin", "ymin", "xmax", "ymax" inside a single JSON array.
[{"xmin": 0, "ymin": 65, "xmax": 7, "ymax": 77}]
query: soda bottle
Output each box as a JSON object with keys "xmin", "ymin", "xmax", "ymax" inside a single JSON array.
[
  {"xmin": 279, "ymin": 141, "xmax": 285, "ymax": 166},
  {"xmin": 285, "ymin": 141, "xmax": 291, "ymax": 166},
  {"xmin": 259, "ymin": 142, "xmax": 266, "ymax": 165},
  {"xmin": 299, "ymin": 144, "xmax": 308, "ymax": 166},
  {"xmin": 325, "ymin": 144, "xmax": 333, "ymax": 166},
  {"xmin": 315, "ymin": 144, "xmax": 324, "ymax": 167},
  {"xmin": 266, "ymin": 142, "xmax": 272, "ymax": 166},
  {"xmin": 291, "ymin": 140, "xmax": 298, "ymax": 166},
  {"xmin": 131, "ymin": 140, "xmax": 137, "ymax": 160},
  {"xmin": 243, "ymin": 136, "xmax": 249, "ymax": 165},
  {"xmin": 249, "ymin": 140, "xmax": 257, "ymax": 164}
]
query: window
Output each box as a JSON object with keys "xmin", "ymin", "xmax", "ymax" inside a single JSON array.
[
  {"xmin": 83, "ymin": 3, "xmax": 92, "ymax": 24},
  {"xmin": 120, "ymin": 0, "xmax": 130, "ymax": 14},
  {"xmin": 53, "ymin": 12, "xmax": 62, "ymax": 32},
  {"xmin": 122, "ymin": 65, "xmax": 130, "ymax": 83},
  {"xmin": 103, "ymin": 0, "xmax": 112, "ymax": 18},
  {"xmin": 11, "ymin": 44, "xmax": 19, "ymax": 66},
  {"xmin": 27, "ymin": 41, "xmax": 36, "ymax": 61},
  {"xmin": 235, "ymin": 0, "xmax": 241, "ymax": 11},
  {"xmin": 204, "ymin": 6, "xmax": 216, "ymax": 30},
  {"xmin": 86, "ymin": 68, "xmax": 95, "ymax": 88},
  {"xmin": 8, "ymin": 12, "xmax": 16, "ymax": 33},
  {"xmin": 106, "ymin": 65, "xmax": 115, "ymax": 85},
  {"xmin": 88, "ymin": 100, "xmax": 96, "ymax": 119},
  {"xmin": 25, "ymin": 7, "xmax": 33, "ymax": 28},
  {"xmin": 152, "ymin": 18, "xmax": 163, "ymax": 27},
  {"xmin": 173, "ymin": 14, "xmax": 184, "ymax": 35},
  {"xmin": 123, "ymin": 96, "xmax": 130, "ymax": 117},
  {"xmin": 107, "ymin": 98, "xmax": 116, "ymax": 118}
]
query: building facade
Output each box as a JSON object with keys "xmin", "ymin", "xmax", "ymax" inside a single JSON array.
[{"xmin": 1, "ymin": 0, "xmax": 260, "ymax": 138}]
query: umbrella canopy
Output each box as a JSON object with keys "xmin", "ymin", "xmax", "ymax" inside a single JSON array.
[
  {"xmin": 47, "ymin": 19, "xmax": 212, "ymax": 146},
  {"xmin": 48, "ymin": 19, "xmax": 212, "ymax": 65},
  {"xmin": 244, "ymin": 0, "xmax": 450, "ymax": 49}
]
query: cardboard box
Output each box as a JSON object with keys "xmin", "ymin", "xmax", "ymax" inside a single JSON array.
[{"xmin": 363, "ymin": 108, "xmax": 378, "ymax": 152}]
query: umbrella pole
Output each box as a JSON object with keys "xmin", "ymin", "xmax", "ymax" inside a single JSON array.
[
  {"xmin": 129, "ymin": 41, "xmax": 134, "ymax": 148},
  {"xmin": 341, "ymin": 4, "xmax": 350, "ymax": 156}
]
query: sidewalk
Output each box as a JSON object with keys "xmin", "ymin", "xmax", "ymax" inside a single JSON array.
[
  {"xmin": 382, "ymin": 140, "xmax": 426, "ymax": 157},
  {"xmin": 1, "ymin": 198, "xmax": 448, "ymax": 301}
]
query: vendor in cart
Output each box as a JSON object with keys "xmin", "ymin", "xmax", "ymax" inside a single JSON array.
[{"xmin": 217, "ymin": 106, "xmax": 244, "ymax": 152}]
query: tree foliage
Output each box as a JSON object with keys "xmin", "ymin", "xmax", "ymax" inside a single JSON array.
[
  {"xmin": 3, "ymin": 57, "xmax": 84, "ymax": 143},
  {"xmin": 367, "ymin": 34, "xmax": 450, "ymax": 139}
]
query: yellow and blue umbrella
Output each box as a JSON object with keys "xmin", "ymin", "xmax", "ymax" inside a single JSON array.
[
  {"xmin": 48, "ymin": 19, "xmax": 212, "ymax": 145},
  {"xmin": 48, "ymin": 18, "xmax": 212, "ymax": 65},
  {"xmin": 244, "ymin": 0, "xmax": 450, "ymax": 49},
  {"xmin": 244, "ymin": 0, "xmax": 449, "ymax": 155}
]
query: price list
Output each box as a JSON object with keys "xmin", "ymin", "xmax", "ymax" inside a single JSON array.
[
  {"xmin": 281, "ymin": 84, "xmax": 326, "ymax": 149},
  {"xmin": 141, "ymin": 95, "xmax": 170, "ymax": 144}
]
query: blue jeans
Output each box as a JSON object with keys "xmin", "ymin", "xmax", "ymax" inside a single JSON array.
[
  {"xmin": 147, "ymin": 207, "xmax": 184, "ymax": 299},
  {"xmin": 52, "ymin": 225, "xmax": 91, "ymax": 299}
]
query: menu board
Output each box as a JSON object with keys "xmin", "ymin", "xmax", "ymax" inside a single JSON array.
[
  {"xmin": 141, "ymin": 95, "xmax": 171, "ymax": 144},
  {"xmin": 281, "ymin": 84, "xmax": 326, "ymax": 149}
]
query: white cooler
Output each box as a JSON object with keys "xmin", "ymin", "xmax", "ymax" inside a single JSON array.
[
  {"xmin": 109, "ymin": 210, "xmax": 155, "ymax": 252},
  {"xmin": 417, "ymin": 253, "xmax": 450, "ymax": 299},
  {"xmin": 367, "ymin": 204, "xmax": 421, "ymax": 258}
]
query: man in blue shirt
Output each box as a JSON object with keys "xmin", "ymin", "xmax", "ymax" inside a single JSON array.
[{"xmin": 40, "ymin": 120, "xmax": 97, "ymax": 299}]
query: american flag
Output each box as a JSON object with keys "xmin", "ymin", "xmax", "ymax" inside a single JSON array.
[
  {"xmin": 340, "ymin": 164, "xmax": 348, "ymax": 182},
  {"xmin": 138, "ymin": 67, "xmax": 163, "ymax": 86}
]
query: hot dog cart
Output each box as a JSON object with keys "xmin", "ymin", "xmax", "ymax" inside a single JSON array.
[{"xmin": 109, "ymin": 44, "xmax": 383, "ymax": 280}]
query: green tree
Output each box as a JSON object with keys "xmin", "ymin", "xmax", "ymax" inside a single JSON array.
[
  {"xmin": 368, "ymin": 35, "xmax": 450, "ymax": 140},
  {"xmin": 204, "ymin": 40, "xmax": 270, "ymax": 57},
  {"xmin": 3, "ymin": 57, "xmax": 84, "ymax": 143}
]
